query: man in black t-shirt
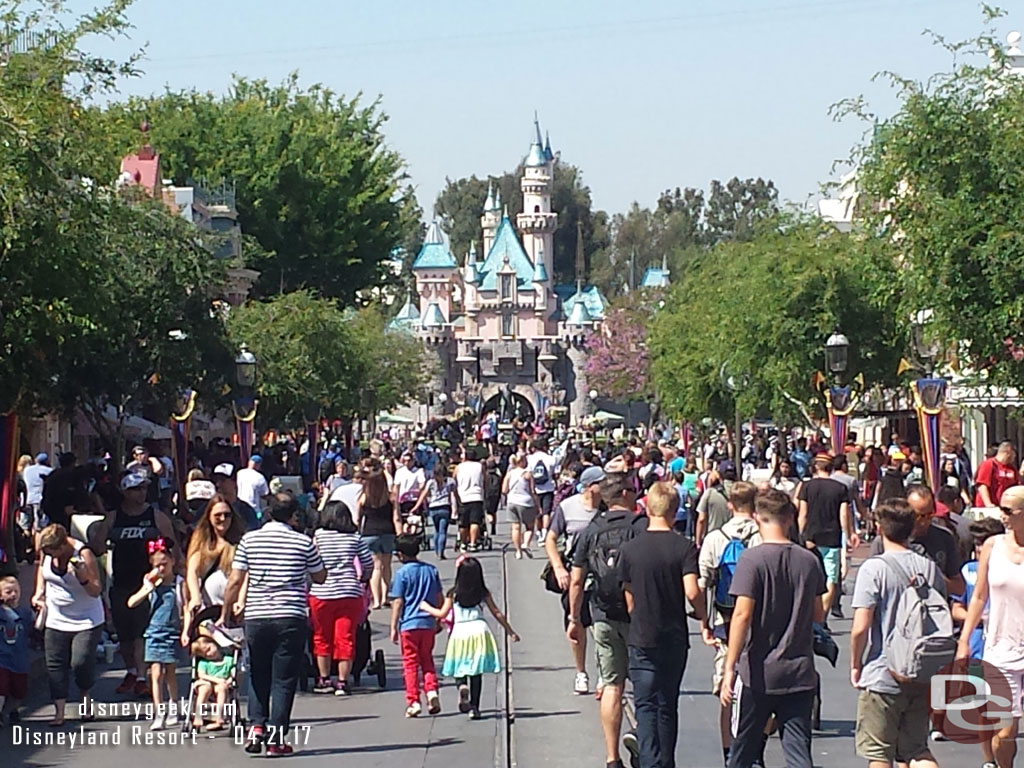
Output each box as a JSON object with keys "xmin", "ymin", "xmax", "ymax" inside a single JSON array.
[
  {"xmin": 619, "ymin": 481, "xmax": 710, "ymax": 768},
  {"xmin": 720, "ymin": 489, "xmax": 825, "ymax": 768},
  {"xmin": 797, "ymin": 454, "xmax": 856, "ymax": 618}
]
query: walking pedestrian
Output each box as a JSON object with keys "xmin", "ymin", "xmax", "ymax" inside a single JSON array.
[
  {"xmin": 504, "ymin": 453, "xmax": 541, "ymax": 559},
  {"xmin": 720, "ymin": 489, "xmax": 825, "ymax": 768},
  {"xmin": 23, "ymin": 453, "xmax": 52, "ymax": 535},
  {"xmin": 358, "ymin": 466, "xmax": 401, "ymax": 610},
  {"xmin": 619, "ymin": 481, "xmax": 710, "ymax": 768},
  {"xmin": 850, "ymin": 499, "xmax": 945, "ymax": 768},
  {"xmin": 455, "ymin": 445, "xmax": 486, "ymax": 552},
  {"xmin": 409, "ymin": 462, "xmax": 457, "ymax": 559},
  {"xmin": 309, "ymin": 501, "xmax": 373, "ymax": 696},
  {"xmin": 389, "ymin": 533, "xmax": 443, "ymax": 718},
  {"xmin": 221, "ymin": 493, "xmax": 326, "ymax": 756},
  {"xmin": 420, "ymin": 557, "xmax": 519, "ymax": 720},
  {"xmin": 0, "ymin": 576, "xmax": 31, "ymax": 725},
  {"xmin": 126, "ymin": 536, "xmax": 183, "ymax": 730},
  {"xmin": 975, "ymin": 441, "xmax": 1017, "ymax": 509}
]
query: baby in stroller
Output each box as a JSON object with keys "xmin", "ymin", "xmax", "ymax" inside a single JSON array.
[{"xmin": 185, "ymin": 614, "xmax": 244, "ymax": 732}]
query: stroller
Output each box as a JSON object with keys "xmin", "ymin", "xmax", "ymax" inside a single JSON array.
[
  {"xmin": 180, "ymin": 606, "xmax": 246, "ymax": 733},
  {"xmin": 404, "ymin": 509, "xmax": 431, "ymax": 551}
]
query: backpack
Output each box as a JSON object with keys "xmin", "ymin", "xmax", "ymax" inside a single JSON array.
[
  {"xmin": 879, "ymin": 555, "xmax": 957, "ymax": 684},
  {"xmin": 587, "ymin": 512, "xmax": 635, "ymax": 622},
  {"xmin": 713, "ymin": 530, "xmax": 755, "ymax": 612},
  {"xmin": 531, "ymin": 459, "xmax": 550, "ymax": 485},
  {"xmin": 318, "ymin": 455, "xmax": 335, "ymax": 484}
]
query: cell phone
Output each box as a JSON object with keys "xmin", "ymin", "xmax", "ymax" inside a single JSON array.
[{"xmin": 68, "ymin": 555, "xmax": 84, "ymax": 569}]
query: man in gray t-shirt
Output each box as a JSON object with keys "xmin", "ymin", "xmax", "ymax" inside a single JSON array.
[
  {"xmin": 544, "ymin": 467, "xmax": 604, "ymax": 696},
  {"xmin": 850, "ymin": 499, "xmax": 944, "ymax": 766}
]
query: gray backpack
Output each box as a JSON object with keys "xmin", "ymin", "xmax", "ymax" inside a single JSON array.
[{"xmin": 880, "ymin": 555, "xmax": 957, "ymax": 684}]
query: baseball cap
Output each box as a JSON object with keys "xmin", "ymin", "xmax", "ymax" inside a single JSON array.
[
  {"xmin": 580, "ymin": 466, "xmax": 606, "ymax": 487},
  {"xmin": 132, "ymin": 445, "xmax": 146, "ymax": 454},
  {"xmin": 718, "ymin": 459, "xmax": 736, "ymax": 474},
  {"xmin": 249, "ymin": 454, "xmax": 263, "ymax": 464},
  {"xmin": 212, "ymin": 463, "xmax": 236, "ymax": 478},
  {"xmin": 891, "ymin": 451, "xmax": 907, "ymax": 462},
  {"xmin": 120, "ymin": 471, "xmax": 150, "ymax": 490},
  {"xmin": 35, "ymin": 452, "xmax": 48, "ymax": 464}
]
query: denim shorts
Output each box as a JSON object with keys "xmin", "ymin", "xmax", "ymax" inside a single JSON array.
[{"xmin": 364, "ymin": 534, "xmax": 396, "ymax": 555}]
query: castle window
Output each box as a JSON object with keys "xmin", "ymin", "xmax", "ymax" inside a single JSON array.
[
  {"xmin": 501, "ymin": 313, "xmax": 514, "ymax": 337},
  {"xmin": 500, "ymin": 274, "xmax": 513, "ymax": 300},
  {"xmin": 534, "ymin": 205, "xmax": 540, "ymax": 213}
]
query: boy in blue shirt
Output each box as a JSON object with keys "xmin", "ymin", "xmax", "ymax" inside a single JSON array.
[
  {"xmin": 390, "ymin": 533, "xmax": 443, "ymax": 718},
  {"xmin": 0, "ymin": 575, "xmax": 31, "ymax": 725}
]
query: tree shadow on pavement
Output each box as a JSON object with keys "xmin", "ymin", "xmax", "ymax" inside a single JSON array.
[{"xmin": 299, "ymin": 737, "xmax": 462, "ymax": 756}]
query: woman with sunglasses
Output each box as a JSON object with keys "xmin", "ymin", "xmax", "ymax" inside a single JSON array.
[{"xmin": 182, "ymin": 495, "xmax": 246, "ymax": 643}]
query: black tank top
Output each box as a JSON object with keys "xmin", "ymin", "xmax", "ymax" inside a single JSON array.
[
  {"xmin": 108, "ymin": 505, "xmax": 157, "ymax": 589},
  {"xmin": 361, "ymin": 501, "xmax": 395, "ymax": 537}
]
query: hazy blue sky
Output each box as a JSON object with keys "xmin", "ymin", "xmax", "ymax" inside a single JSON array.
[{"xmin": 74, "ymin": 0, "xmax": 1003, "ymax": 215}]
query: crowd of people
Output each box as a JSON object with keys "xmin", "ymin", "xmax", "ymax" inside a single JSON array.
[{"xmin": 1, "ymin": 421, "xmax": 1023, "ymax": 768}]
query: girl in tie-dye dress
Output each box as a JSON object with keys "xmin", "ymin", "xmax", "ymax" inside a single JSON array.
[{"xmin": 419, "ymin": 557, "xmax": 519, "ymax": 720}]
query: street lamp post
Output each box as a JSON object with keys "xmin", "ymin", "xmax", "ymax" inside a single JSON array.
[
  {"xmin": 588, "ymin": 389, "xmax": 598, "ymax": 420},
  {"xmin": 910, "ymin": 311, "xmax": 946, "ymax": 491},
  {"xmin": 233, "ymin": 344, "xmax": 258, "ymax": 466},
  {"xmin": 720, "ymin": 365, "xmax": 748, "ymax": 467},
  {"xmin": 823, "ymin": 330, "xmax": 856, "ymax": 455}
]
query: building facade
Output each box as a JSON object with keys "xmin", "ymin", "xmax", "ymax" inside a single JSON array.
[{"xmin": 392, "ymin": 119, "xmax": 608, "ymax": 425}]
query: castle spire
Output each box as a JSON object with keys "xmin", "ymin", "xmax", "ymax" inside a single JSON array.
[
  {"xmin": 534, "ymin": 111, "xmax": 543, "ymax": 147},
  {"xmin": 575, "ymin": 219, "xmax": 585, "ymax": 293},
  {"xmin": 494, "ymin": 186, "xmax": 501, "ymax": 212},
  {"xmin": 483, "ymin": 181, "xmax": 494, "ymax": 212}
]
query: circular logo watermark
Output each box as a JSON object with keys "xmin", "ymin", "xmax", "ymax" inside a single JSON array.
[{"xmin": 929, "ymin": 658, "xmax": 1016, "ymax": 744}]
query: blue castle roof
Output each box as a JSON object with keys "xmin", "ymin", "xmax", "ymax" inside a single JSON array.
[
  {"xmin": 554, "ymin": 283, "xmax": 608, "ymax": 321},
  {"xmin": 641, "ymin": 266, "xmax": 670, "ymax": 288},
  {"xmin": 525, "ymin": 142, "xmax": 547, "ymax": 167},
  {"xmin": 477, "ymin": 216, "xmax": 535, "ymax": 291},
  {"xmin": 412, "ymin": 221, "xmax": 457, "ymax": 270},
  {"xmin": 388, "ymin": 298, "xmax": 421, "ymax": 332}
]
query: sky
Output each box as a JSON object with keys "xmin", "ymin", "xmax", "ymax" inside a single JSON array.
[{"xmin": 70, "ymin": 0, "xmax": 1008, "ymax": 216}]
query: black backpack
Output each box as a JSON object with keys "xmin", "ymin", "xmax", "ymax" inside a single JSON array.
[{"xmin": 587, "ymin": 511, "xmax": 636, "ymax": 622}]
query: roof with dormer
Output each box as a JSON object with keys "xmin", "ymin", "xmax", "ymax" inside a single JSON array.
[
  {"xmin": 412, "ymin": 221, "xmax": 457, "ymax": 270},
  {"xmin": 554, "ymin": 283, "xmax": 608, "ymax": 321},
  {"xmin": 477, "ymin": 215, "xmax": 535, "ymax": 291},
  {"xmin": 388, "ymin": 298, "xmax": 421, "ymax": 332}
]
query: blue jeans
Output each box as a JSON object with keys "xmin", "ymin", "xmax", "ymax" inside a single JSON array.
[
  {"xmin": 431, "ymin": 510, "xmax": 450, "ymax": 556},
  {"xmin": 629, "ymin": 639, "xmax": 689, "ymax": 768},
  {"xmin": 245, "ymin": 617, "xmax": 306, "ymax": 741},
  {"xmin": 727, "ymin": 686, "xmax": 814, "ymax": 768}
]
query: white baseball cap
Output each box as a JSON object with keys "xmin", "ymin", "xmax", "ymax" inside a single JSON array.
[{"xmin": 212, "ymin": 463, "xmax": 236, "ymax": 478}]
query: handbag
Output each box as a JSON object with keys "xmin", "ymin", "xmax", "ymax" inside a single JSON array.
[{"xmin": 540, "ymin": 554, "xmax": 568, "ymax": 594}]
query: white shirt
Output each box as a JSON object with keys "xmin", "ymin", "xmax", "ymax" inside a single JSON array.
[
  {"xmin": 236, "ymin": 467, "xmax": 269, "ymax": 512},
  {"xmin": 23, "ymin": 464, "xmax": 52, "ymax": 505},
  {"xmin": 393, "ymin": 465, "xmax": 425, "ymax": 504},
  {"xmin": 329, "ymin": 481, "xmax": 364, "ymax": 520},
  {"xmin": 456, "ymin": 461, "xmax": 485, "ymax": 504},
  {"xmin": 526, "ymin": 451, "xmax": 557, "ymax": 494}
]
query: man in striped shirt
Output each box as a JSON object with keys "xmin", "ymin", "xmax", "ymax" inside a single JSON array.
[{"xmin": 222, "ymin": 493, "xmax": 326, "ymax": 756}]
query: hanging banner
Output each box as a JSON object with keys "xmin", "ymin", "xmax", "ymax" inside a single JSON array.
[
  {"xmin": 824, "ymin": 384, "xmax": 857, "ymax": 455},
  {"xmin": 0, "ymin": 413, "xmax": 19, "ymax": 574},
  {"xmin": 233, "ymin": 397, "xmax": 258, "ymax": 467},
  {"xmin": 170, "ymin": 390, "xmax": 196, "ymax": 519},
  {"xmin": 682, "ymin": 421, "xmax": 692, "ymax": 458},
  {"xmin": 913, "ymin": 378, "xmax": 947, "ymax": 491}
]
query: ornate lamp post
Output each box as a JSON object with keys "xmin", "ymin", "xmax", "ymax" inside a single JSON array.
[
  {"xmin": 720, "ymin": 364, "xmax": 749, "ymax": 465},
  {"xmin": 233, "ymin": 344, "xmax": 258, "ymax": 466},
  {"xmin": 910, "ymin": 310, "xmax": 946, "ymax": 491},
  {"xmin": 823, "ymin": 330, "xmax": 857, "ymax": 455}
]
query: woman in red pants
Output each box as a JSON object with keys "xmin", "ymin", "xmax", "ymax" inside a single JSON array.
[{"xmin": 309, "ymin": 501, "xmax": 373, "ymax": 695}]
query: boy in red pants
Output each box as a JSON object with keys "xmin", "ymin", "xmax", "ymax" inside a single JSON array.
[{"xmin": 390, "ymin": 534, "xmax": 443, "ymax": 717}]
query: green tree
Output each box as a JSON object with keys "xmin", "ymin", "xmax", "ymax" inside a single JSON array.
[
  {"xmin": 650, "ymin": 218, "xmax": 901, "ymax": 424},
  {"xmin": 92, "ymin": 76, "xmax": 421, "ymax": 302},
  {"xmin": 849, "ymin": 12, "xmax": 1024, "ymax": 385}
]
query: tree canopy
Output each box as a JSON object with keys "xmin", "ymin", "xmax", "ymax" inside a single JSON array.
[
  {"xmin": 650, "ymin": 218, "xmax": 902, "ymax": 424},
  {"xmin": 91, "ymin": 76, "xmax": 422, "ymax": 302}
]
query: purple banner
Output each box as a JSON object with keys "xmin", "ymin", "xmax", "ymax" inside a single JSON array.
[{"xmin": 0, "ymin": 413, "xmax": 19, "ymax": 572}]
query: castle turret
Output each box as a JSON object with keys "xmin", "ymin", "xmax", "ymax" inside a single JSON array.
[
  {"xmin": 517, "ymin": 115, "xmax": 556, "ymax": 291},
  {"xmin": 481, "ymin": 181, "xmax": 500, "ymax": 256},
  {"xmin": 532, "ymin": 242, "xmax": 549, "ymax": 313}
]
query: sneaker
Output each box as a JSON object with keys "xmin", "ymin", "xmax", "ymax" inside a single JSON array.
[
  {"xmin": 426, "ymin": 691, "xmax": 441, "ymax": 715},
  {"xmin": 115, "ymin": 673, "xmax": 137, "ymax": 694},
  {"xmin": 134, "ymin": 679, "xmax": 150, "ymax": 698},
  {"xmin": 334, "ymin": 680, "xmax": 349, "ymax": 696},
  {"xmin": 984, "ymin": 762, "xmax": 999, "ymax": 768},
  {"xmin": 573, "ymin": 672, "xmax": 590, "ymax": 695},
  {"xmin": 468, "ymin": 708, "xmax": 481, "ymax": 720},
  {"xmin": 243, "ymin": 726, "xmax": 265, "ymax": 754},
  {"xmin": 522, "ymin": 548, "xmax": 534, "ymax": 559},
  {"xmin": 150, "ymin": 713, "xmax": 166, "ymax": 731},
  {"xmin": 405, "ymin": 702, "xmax": 422, "ymax": 718},
  {"xmin": 830, "ymin": 601, "xmax": 844, "ymax": 619},
  {"xmin": 312, "ymin": 676, "xmax": 333, "ymax": 694},
  {"xmin": 751, "ymin": 759, "xmax": 765, "ymax": 768},
  {"xmin": 929, "ymin": 729, "xmax": 947, "ymax": 742},
  {"xmin": 606, "ymin": 761, "xmax": 624, "ymax": 768},
  {"xmin": 514, "ymin": 551, "xmax": 523, "ymax": 560},
  {"xmin": 266, "ymin": 744, "xmax": 294, "ymax": 758},
  {"xmin": 622, "ymin": 731, "xmax": 640, "ymax": 768},
  {"xmin": 458, "ymin": 685, "xmax": 471, "ymax": 713},
  {"xmin": 165, "ymin": 710, "xmax": 179, "ymax": 727}
]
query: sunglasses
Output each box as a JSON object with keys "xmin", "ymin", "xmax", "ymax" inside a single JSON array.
[{"xmin": 1000, "ymin": 506, "xmax": 1022, "ymax": 515}]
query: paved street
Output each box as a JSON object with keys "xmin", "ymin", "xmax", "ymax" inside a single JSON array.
[{"xmin": 3, "ymin": 530, "xmax": 995, "ymax": 768}]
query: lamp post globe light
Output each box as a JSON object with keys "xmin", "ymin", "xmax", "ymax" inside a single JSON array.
[
  {"xmin": 235, "ymin": 344, "xmax": 257, "ymax": 388},
  {"xmin": 719, "ymin": 363, "xmax": 748, "ymax": 466},
  {"xmin": 825, "ymin": 330, "xmax": 850, "ymax": 376}
]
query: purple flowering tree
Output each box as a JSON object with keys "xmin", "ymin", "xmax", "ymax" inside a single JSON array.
[{"xmin": 583, "ymin": 296, "xmax": 655, "ymax": 404}]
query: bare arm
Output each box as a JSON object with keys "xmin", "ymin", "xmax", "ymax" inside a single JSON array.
[
  {"xmin": 957, "ymin": 538, "xmax": 993, "ymax": 658},
  {"xmin": 185, "ymin": 553, "xmax": 202, "ymax": 610},
  {"xmin": 74, "ymin": 548, "xmax": 103, "ymax": 598},
  {"xmin": 419, "ymin": 595, "xmax": 453, "ymax": 619},
  {"xmin": 798, "ymin": 499, "xmax": 809, "ymax": 536},
  {"xmin": 978, "ymin": 482, "xmax": 994, "ymax": 508},
  {"xmin": 566, "ymin": 566, "xmax": 585, "ymax": 644},
  {"xmin": 850, "ymin": 605, "xmax": 874, "ymax": 687},
  {"xmin": 545, "ymin": 530, "xmax": 570, "ymax": 591},
  {"xmin": 410, "ymin": 483, "xmax": 430, "ymax": 513},
  {"xmin": 219, "ymin": 568, "xmax": 246, "ymax": 623},
  {"xmin": 390, "ymin": 598, "xmax": 404, "ymax": 643},
  {"xmin": 32, "ymin": 557, "xmax": 46, "ymax": 609},
  {"xmin": 484, "ymin": 593, "xmax": 519, "ymax": 640},
  {"xmin": 126, "ymin": 579, "xmax": 155, "ymax": 609}
]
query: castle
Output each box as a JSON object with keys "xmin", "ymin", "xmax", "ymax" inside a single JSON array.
[{"xmin": 391, "ymin": 118, "xmax": 608, "ymax": 426}]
